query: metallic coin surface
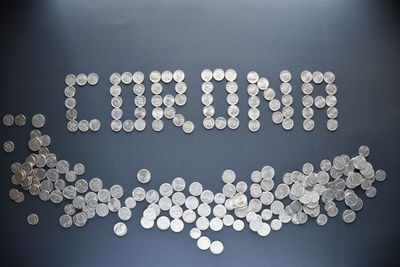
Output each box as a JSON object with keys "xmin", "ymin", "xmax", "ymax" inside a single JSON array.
[
  {"xmin": 27, "ymin": 213, "xmax": 39, "ymax": 225},
  {"xmin": 3, "ymin": 141, "xmax": 14, "ymax": 152},
  {"xmin": 114, "ymin": 222, "xmax": 128, "ymax": 236}
]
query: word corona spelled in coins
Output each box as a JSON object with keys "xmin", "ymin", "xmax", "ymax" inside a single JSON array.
[{"xmin": 64, "ymin": 70, "xmax": 338, "ymax": 133}]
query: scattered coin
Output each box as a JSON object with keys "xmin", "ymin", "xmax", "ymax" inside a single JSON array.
[
  {"xmin": 3, "ymin": 141, "xmax": 14, "ymax": 152},
  {"xmin": 27, "ymin": 213, "xmax": 39, "ymax": 225}
]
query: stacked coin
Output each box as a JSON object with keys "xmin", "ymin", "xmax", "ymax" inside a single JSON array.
[
  {"xmin": 201, "ymin": 68, "xmax": 239, "ymax": 130},
  {"xmin": 7, "ymin": 129, "xmax": 385, "ymax": 254},
  {"xmin": 301, "ymin": 70, "xmax": 338, "ymax": 131},
  {"xmin": 65, "ymin": 73, "xmax": 100, "ymax": 132}
]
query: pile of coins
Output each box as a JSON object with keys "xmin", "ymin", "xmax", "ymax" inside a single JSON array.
[
  {"xmin": 301, "ymin": 71, "xmax": 338, "ymax": 131},
  {"xmin": 65, "ymin": 73, "xmax": 101, "ymax": 132},
  {"xmin": 201, "ymin": 68, "xmax": 240, "ymax": 130},
  {"xmin": 5, "ymin": 124, "xmax": 385, "ymax": 254}
]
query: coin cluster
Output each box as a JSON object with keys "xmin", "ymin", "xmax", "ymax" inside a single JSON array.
[
  {"xmin": 6, "ymin": 125, "xmax": 385, "ymax": 255},
  {"xmin": 109, "ymin": 71, "xmax": 146, "ymax": 132},
  {"xmin": 149, "ymin": 70, "xmax": 194, "ymax": 133},
  {"xmin": 301, "ymin": 71, "xmax": 338, "ymax": 131},
  {"xmin": 201, "ymin": 69, "xmax": 240, "ymax": 130},
  {"xmin": 65, "ymin": 73, "xmax": 101, "ymax": 132}
]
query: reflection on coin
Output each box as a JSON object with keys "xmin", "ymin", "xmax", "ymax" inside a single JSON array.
[
  {"xmin": 225, "ymin": 69, "xmax": 237, "ymax": 82},
  {"xmin": 301, "ymin": 71, "xmax": 313, "ymax": 83},
  {"xmin": 227, "ymin": 117, "xmax": 239, "ymax": 130},
  {"xmin": 303, "ymin": 119, "xmax": 315, "ymax": 131},
  {"xmin": 215, "ymin": 117, "xmax": 226, "ymax": 130},
  {"xmin": 213, "ymin": 68, "xmax": 225, "ymax": 81},
  {"xmin": 203, "ymin": 117, "xmax": 214, "ymax": 129},
  {"xmin": 201, "ymin": 69, "xmax": 213, "ymax": 82},
  {"xmin": 327, "ymin": 119, "xmax": 338, "ymax": 131},
  {"xmin": 282, "ymin": 118, "xmax": 294, "ymax": 130},
  {"xmin": 210, "ymin": 240, "xmax": 224, "ymax": 255},
  {"xmin": 15, "ymin": 114, "xmax": 26, "ymax": 126},
  {"xmin": 312, "ymin": 71, "xmax": 324, "ymax": 84},
  {"xmin": 89, "ymin": 119, "xmax": 101, "ymax": 131},
  {"xmin": 87, "ymin": 73, "xmax": 99, "ymax": 85},
  {"xmin": 137, "ymin": 169, "xmax": 151, "ymax": 184},
  {"xmin": 247, "ymin": 71, "xmax": 259, "ymax": 84},
  {"xmin": 248, "ymin": 120, "xmax": 260, "ymax": 132},
  {"xmin": 197, "ymin": 236, "xmax": 211, "ymax": 250},
  {"xmin": 280, "ymin": 70, "xmax": 292, "ymax": 82}
]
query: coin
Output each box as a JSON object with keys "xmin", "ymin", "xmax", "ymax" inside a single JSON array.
[
  {"xmin": 203, "ymin": 117, "xmax": 215, "ymax": 129},
  {"xmin": 65, "ymin": 74, "xmax": 77, "ymax": 86},
  {"xmin": 156, "ymin": 216, "xmax": 170, "ymax": 230},
  {"xmin": 3, "ymin": 141, "xmax": 14, "ymax": 152},
  {"xmin": 248, "ymin": 120, "xmax": 260, "ymax": 132},
  {"xmin": 27, "ymin": 213, "xmax": 39, "ymax": 225},
  {"xmin": 257, "ymin": 77, "xmax": 269, "ymax": 90},
  {"xmin": 170, "ymin": 218, "xmax": 184, "ymax": 232},
  {"xmin": 110, "ymin": 73, "xmax": 121, "ymax": 85},
  {"xmin": 15, "ymin": 114, "xmax": 26, "ymax": 126},
  {"xmin": 213, "ymin": 68, "xmax": 225, "ymax": 81},
  {"xmin": 215, "ymin": 117, "xmax": 226, "ymax": 130},
  {"xmin": 88, "ymin": 119, "xmax": 100, "ymax": 131},
  {"xmin": 227, "ymin": 93, "xmax": 239, "ymax": 105},
  {"xmin": 134, "ymin": 119, "xmax": 146, "ymax": 131},
  {"xmin": 152, "ymin": 119, "xmax": 164, "ymax": 132},
  {"xmin": 314, "ymin": 96, "xmax": 326, "ymax": 109},
  {"xmin": 114, "ymin": 222, "xmax": 127, "ymax": 236},
  {"xmin": 327, "ymin": 119, "xmax": 338, "ymax": 131},
  {"xmin": 324, "ymin": 71, "xmax": 335, "ymax": 84},
  {"xmin": 312, "ymin": 71, "xmax": 324, "ymax": 84},
  {"xmin": 137, "ymin": 169, "xmax": 151, "ymax": 184},
  {"xmin": 247, "ymin": 71, "xmax": 259, "ymax": 84},
  {"xmin": 118, "ymin": 207, "xmax": 132, "ymax": 221},
  {"xmin": 232, "ymin": 220, "xmax": 244, "ymax": 231},
  {"xmin": 227, "ymin": 105, "xmax": 240, "ymax": 117},
  {"xmin": 201, "ymin": 69, "xmax": 213, "ymax": 82},
  {"xmin": 197, "ymin": 236, "xmax": 211, "ymax": 250},
  {"xmin": 269, "ymin": 99, "xmax": 281, "ymax": 111},
  {"xmin": 280, "ymin": 83, "xmax": 292, "ymax": 95},
  {"xmin": 282, "ymin": 118, "xmax": 294, "ymax": 130},
  {"xmin": 303, "ymin": 119, "xmax": 315, "ymax": 131},
  {"xmin": 342, "ymin": 209, "xmax": 356, "ymax": 223},
  {"xmin": 190, "ymin": 227, "xmax": 201, "ymax": 239},
  {"xmin": 227, "ymin": 117, "xmax": 239, "ymax": 129},
  {"xmin": 133, "ymin": 71, "xmax": 145, "ymax": 84},
  {"xmin": 280, "ymin": 70, "xmax": 292, "ymax": 82},
  {"xmin": 111, "ymin": 120, "xmax": 122, "ymax": 132},
  {"xmin": 326, "ymin": 84, "xmax": 337, "ymax": 95},
  {"xmin": 301, "ymin": 71, "xmax": 312, "ymax": 83},
  {"xmin": 87, "ymin": 73, "xmax": 99, "ymax": 85},
  {"xmin": 76, "ymin": 74, "xmax": 88, "ymax": 86},
  {"xmin": 59, "ymin": 214, "xmax": 72, "ymax": 228},
  {"xmin": 78, "ymin": 120, "xmax": 89, "ymax": 132},
  {"xmin": 161, "ymin": 71, "xmax": 173, "ymax": 83},
  {"xmin": 183, "ymin": 121, "xmax": 194, "ymax": 133},
  {"xmin": 210, "ymin": 240, "xmax": 224, "ymax": 254}
]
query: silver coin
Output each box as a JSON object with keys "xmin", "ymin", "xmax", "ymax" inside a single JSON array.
[
  {"xmin": 108, "ymin": 198, "xmax": 121, "ymax": 212},
  {"xmin": 375, "ymin": 169, "xmax": 386, "ymax": 182},
  {"xmin": 137, "ymin": 169, "xmax": 151, "ymax": 184},
  {"xmin": 282, "ymin": 118, "xmax": 294, "ymax": 130},
  {"xmin": 164, "ymin": 107, "xmax": 176, "ymax": 119},
  {"xmin": 170, "ymin": 218, "xmax": 184, "ymax": 232},
  {"xmin": 312, "ymin": 71, "xmax": 324, "ymax": 84},
  {"xmin": 248, "ymin": 108, "xmax": 260, "ymax": 120},
  {"xmin": 248, "ymin": 96, "xmax": 260, "ymax": 108},
  {"xmin": 222, "ymin": 169, "xmax": 236, "ymax": 184},
  {"xmin": 263, "ymin": 88, "xmax": 276, "ymax": 101},
  {"xmin": 134, "ymin": 95, "xmax": 146, "ymax": 107},
  {"xmin": 78, "ymin": 120, "xmax": 89, "ymax": 132},
  {"xmin": 132, "ymin": 71, "xmax": 145, "ymax": 84},
  {"xmin": 271, "ymin": 111, "xmax": 283, "ymax": 124},
  {"xmin": 173, "ymin": 114, "xmax": 185, "ymax": 127},
  {"xmin": 257, "ymin": 77, "xmax": 269, "ymax": 90},
  {"xmin": 280, "ymin": 70, "xmax": 292, "ymax": 82},
  {"xmin": 213, "ymin": 68, "xmax": 225, "ymax": 81},
  {"xmin": 190, "ymin": 227, "xmax": 201, "ymax": 239},
  {"xmin": 109, "ymin": 85, "xmax": 121, "ymax": 96},
  {"xmin": 269, "ymin": 99, "xmax": 281, "ymax": 111},
  {"xmin": 226, "ymin": 81, "xmax": 238, "ymax": 93},
  {"xmin": 210, "ymin": 217, "xmax": 223, "ymax": 231},
  {"xmin": 163, "ymin": 94, "xmax": 175, "ymax": 107},
  {"xmin": 314, "ymin": 96, "xmax": 326, "ymax": 109},
  {"xmin": 149, "ymin": 71, "xmax": 161, "ymax": 83},
  {"xmin": 303, "ymin": 119, "xmax": 315, "ymax": 131},
  {"xmin": 232, "ymin": 220, "xmax": 245, "ymax": 231},
  {"xmin": 316, "ymin": 214, "xmax": 328, "ymax": 226},
  {"xmin": 73, "ymin": 212, "xmax": 88, "ymax": 227},
  {"xmin": 125, "ymin": 197, "xmax": 137, "ymax": 209},
  {"xmin": 175, "ymin": 94, "xmax": 187, "ymax": 106},
  {"xmin": 133, "ymin": 84, "xmax": 145, "ymax": 95},
  {"xmin": 173, "ymin": 70, "xmax": 185, "ymax": 82},
  {"xmin": 280, "ymin": 83, "xmax": 292, "ymax": 95},
  {"xmin": 132, "ymin": 187, "xmax": 146, "ymax": 202},
  {"xmin": 59, "ymin": 214, "xmax": 72, "ymax": 228},
  {"xmin": 88, "ymin": 119, "xmax": 101, "ymax": 131},
  {"xmin": 215, "ymin": 117, "xmax": 227, "ymax": 130},
  {"xmin": 282, "ymin": 106, "xmax": 294, "ymax": 118},
  {"xmin": 161, "ymin": 71, "xmax": 173, "ymax": 83},
  {"xmin": 122, "ymin": 120, "xmax": 134, "ymax": 132},
  {"xmin": 110, "ymin": 120, "xmax": 122, "ymax": 132},
  {"xmin": 134, "ymin": 119, "xmax": 146, "ymax": 131},
  {"xmin": 182, "ymin": 121, "xmax": 194, "ymax": 133},
  {"xmin": 327, "ymin": 119, "xmax": 338, "ymax": 131},
  {"xmin": 201, "ymin": 69, "xmax": 213, "ymax": 82},
  {"xmin": 3, "ymin": 141, "xmax": 14, "ymax": 152},
  {"xmin": 73, "ymin": 163, "xmax": 85, "ymax": 175},
  {"xmin": 15, "ymin": 114, "xmax": 26, "ymax": 126},
  {"xmin": 134, "ymin": 107, "xmax": 146, "ymax": 119},
  {"xmin": 281, "ymin": 94, "xmax": 293, "ymax": 106},
  {"xmin": 152, "ymin": 119, "xmax": 164, "ymax": 132},
  {"xmin": 65, "ymin": 74, "xmax": 77, "ymax": 86},
  {"xmin": 110, "ymin": 73, "xmax": 121, "ymax": 85},
  {"xmin": 67, "ymin": 120, "xmax": 78, "ymax": 132},
  {"xmin": 110, "ymin": 184, "xmax": 124, "ymax": 199},
  {"xmin": 87, "ymin": 73, "xmax": 99, "ymax": 85},
  {"xmin": 197, "ymin": 236, "xmax": 211, "ymax": 250},
  {"xmin": 342, "ymin": 209, "xmax": 356, "ymax": 223},
  {"xmin": 225, "ymin": 69, "xmax": 237, "ymax": 81},
  {"xmin": 227, "ymin": 105, "xmax": 240, "ymax": 117},
  {"xmin": 247, "ymin": 84, "xmax": 259, "ymax": 96},
  {"xmin": 324, "ymin": 71, "xmax": 335, "ymax": 84},
  {"xmin": 203, "ymin": 117, "xmax": 215, "ymax": 129},
  {"xmin": 140, "ymin": 217, "xmax": 154, "ymax": 229},
  {"xmin": 203, "ymin": 105, "xmax": 215, "ymax": 117},
  {"xmin": 118, "ymin": 207, "xmax": 132, "ymax": 221},
  {"xmin": 227, "ymin": 93, "xmax": 239, "ymax": 105},
  {"xmin": 156, "ymin": 216, "xmax": 171, "ymax": 230},
  {"xmin": 76, "ymin": 74, "xmax": 88, "ymax": 86},
  {"xmin": 172, "ymin": 177, "xmax": 186, "ymax": 192},
  {"xmin": 227, "ymin": 117, "xmax": 239, "ymax": 129},
  {"xmin": 175, "ymin": 82, "xmax": 187, "ymax": 94},
  {"xmin": 302, "ymin": 107, "xmax": 314, "ymax": 119},
  {"xmin": 301, "ymin": 71, "xmax": 313, "ymax": 83},
  {"xmin": 66, "ymin": 109, "xmax": 77, "ymax": 120},
  {"xmin": 151, "ymin": 95, "xmax": 163, "ymax": 107},
  {"xmin": 247, "ymin": 71, "xmax": 259, "ymax": 84},
  {"xmin": 96, "ymin": 203, "xmax": 109, "ymax": 217},
  {"xmin": 326, "ymin": 84, "xmax": 337, "ymax": 95},
  {"xmin": 114, "ymin": 222, "xmax": 127, "ymax": 236},
  {"xmin": 327, "ymin": 107, "xmax": 338, "ymax": 119},
  {"xmin": 201, "ymin": 81, "xmax": 213, "ymax": 93},
  {"xmin": 27, "ymin": 213, "xmax": 39, "ymax": 225},
  {"xmin": 3, "ymin": 114, "xmax": 14, "ymax": 126},
  {"xmin": 121, "ymin": 72, "xmax": 133, "ymax": 84},
  {"xmin": 326, "ymin": 95, "xmax": 337, "ymax": 107},
  {"xmin": 201, "ymin": 93, "xmax": 214, "ymax": 106},
  {"xmin": 248, "ymin": 120, "xmax": 260, "ymax": 132},
  {"xmin": 65, "ymin": 97, "xmax": 76, "ymax": 109}
]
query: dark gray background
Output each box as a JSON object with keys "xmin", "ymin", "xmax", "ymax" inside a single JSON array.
[{"xmin": 0, "ymin": 0, "xmax": 399, "ymax": 266}]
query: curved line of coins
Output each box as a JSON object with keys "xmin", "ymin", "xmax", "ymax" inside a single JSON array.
[
  {"xmin": 6, "ymin": 128, "xmax": 385, "ymax": 255},
  {"xmin": 64, "ymin": 69, "xmax": 338, "ymax": 133}
]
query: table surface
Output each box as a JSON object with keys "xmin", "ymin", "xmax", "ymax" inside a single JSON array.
[{"xmin": 0, "ymin": 0, "xmax": 399, "ymax": 266}]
